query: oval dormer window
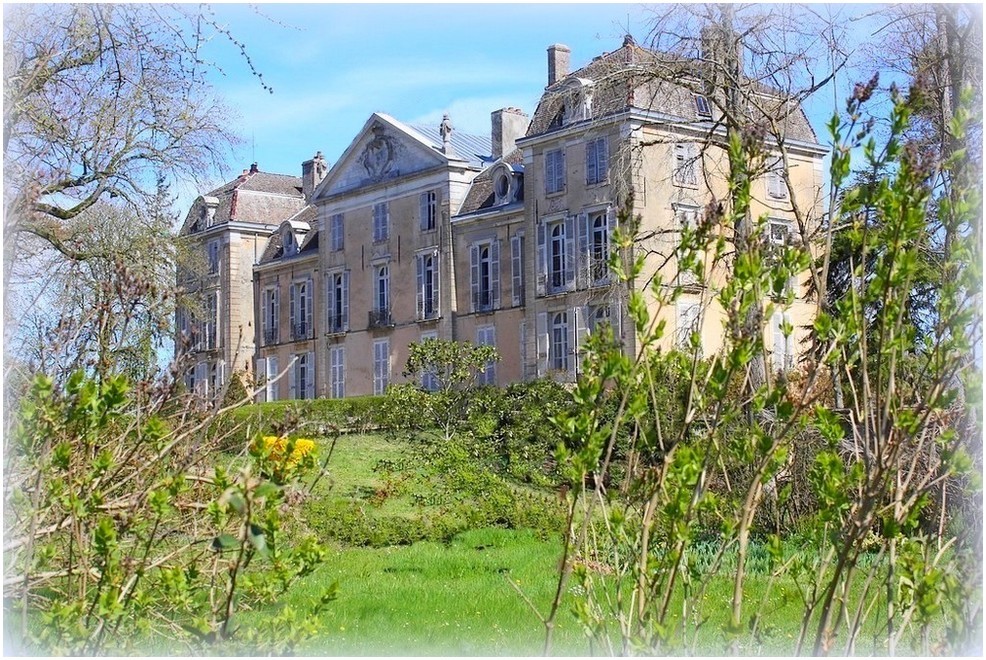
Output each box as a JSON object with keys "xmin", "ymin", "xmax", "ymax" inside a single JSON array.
[
  {"xmin": 283, "ymin": 230, "xmax": 296, "ymax": 256},
  {"xmin": 495, "ymin": 173, "xmax": 510, "ymax": 200}
]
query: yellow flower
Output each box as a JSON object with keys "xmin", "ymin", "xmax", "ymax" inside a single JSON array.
[{"xmin": 253, "ymin": 435, "xmax": 317, "ymax": 481}]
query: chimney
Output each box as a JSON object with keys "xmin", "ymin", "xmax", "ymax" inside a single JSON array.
[
  {"xmin": 301, "ymin": 151, "xmax": 327, "ymax": 202},
  {"xmin": 491, "ymin": 108, "xmax": 530, "ymax": 160},
  {"xmin": 249, "ymin": 162, "xmax": 259, "ymax": 174},
  {"xmin": 547, "ymin": 43, "xmax": 571, "ymax": 86}
]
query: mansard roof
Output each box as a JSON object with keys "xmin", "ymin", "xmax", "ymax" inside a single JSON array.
[
  {"xmin": 257, "ymin": 205, "xmax": 318, "ymax": 264},
  {"xmin": 181, "ymin": 167, "xmax": 306, "ymax": 235},
  {"xmin": 526, "ymin": 40, "xmax": 818, "ymax": 144}
]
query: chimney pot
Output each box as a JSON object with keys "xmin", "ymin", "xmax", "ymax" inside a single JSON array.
[{"xmin": 547, "ymin": 43, "xmax": 571, "ymax": 86}]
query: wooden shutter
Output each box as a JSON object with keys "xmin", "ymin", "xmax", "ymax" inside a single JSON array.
[
  {"xmin": 598, "ymin": 137, "xmax": 608, "ymax": 183},
  {"xmin": 416, "ymin": 255, "xmax": 424, "ymax": 319},
  {"xmin": 575, "ymin": 306, "xmax": 588, "ymax": 378},
  {"xmin": 470, "ymin": 244, "xmax": 480, "ymax": 312},
  {"xmin": 255, "ymin": 358, "xmax": 266, "ymax": 402},
  {"xmin": 341, "ymin": 271, "xmax": 350, "ymax": 330},
  {"xmin": 564, "ymin": 215, "xmax": 576, "ymax": 289},
  {"xmin": 536, "ymin": 222, "xmax": 546, "ymax": 296},
  {"xmin": 577, "ymin": 211, "xmax": 590, "ymax": 289},
  {"xmin": 490, "ymin": 239, "xmax": 500, "ymax": 309},
  {"xmin": 289, "ymin": 284, "xmax": 296, "ymax": 336},
  {"xmin": 268, "ymin": 356, "xmax": 278, "ymax": 401},
  {"xmin": 536, "ymin": 312, "xmax": 548, "ymax": 377},
  {"xmin": 305, "ymin": 278, "xmax": 313, "ymax": 336},
  {"xmin": 585, "ymin": 139, "xmax": 597, "ymax": 184},
  {"xmin": 431, "ymin": 255, "xmax": 440, "ymax": 317},
  {"xmin": 511, "ymin": 235, "xmax": 522, "ymax": 306},
  {"xmin": 306, "ymin": 351, "xmax": 315, "ymax": 399},
  {"xmin": 288, "ymin": 356, "xmax": 297, "ymax": 399}
]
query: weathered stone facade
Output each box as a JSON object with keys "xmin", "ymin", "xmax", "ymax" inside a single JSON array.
[{"xmin": 177, "ymin": 38, "xmax": 826, "ymax": 401}]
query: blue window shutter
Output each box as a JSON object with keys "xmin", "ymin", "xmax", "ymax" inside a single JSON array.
[
  {"xmin": 536, "ymin": 222, "xmax": 546, "ymax": 296},
  {"xmin": 490, "ymin": 239, "xmax": 500, "ymax": 309},
  {"xmin": 470, "ymin": 244, "xmax": 480, "ymax": 312}
]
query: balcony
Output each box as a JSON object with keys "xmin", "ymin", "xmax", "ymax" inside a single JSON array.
[
  {"xmin": 326, "ymin": 316, "xmax": 347, "ymax": 335},
  {"xmin": 291, "ymin": 322, "xmax": 314, "ymax": 341},
  {"xmin": 263, "ymin": 328, "xmax": 279, "ymax": 346},
  {"xmin": 368, "ymin": 309, "xmax": 394, "ymax": 329},
  {"xmin": 472, "ymin": 291, "xmax": 495, "ymax": 313},
  {"xmin": 418, "ymin": 303, "xmax": 439, "ymax": 322}
]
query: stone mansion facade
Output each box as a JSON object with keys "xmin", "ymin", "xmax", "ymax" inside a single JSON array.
[{"xmin": 176, "ymin": 37, "xmax": 826, "ymax": 401}]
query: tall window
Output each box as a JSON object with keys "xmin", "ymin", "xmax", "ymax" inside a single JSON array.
[
  {"xmin": 326, "ymin": 271, "xmax": 349, "ymax": 333},
  {"xmin": 476, "ymin": 326, "xmax": 496, "ymax": 386},
  {"xmin": 290, "ymin": 278, "xmax": 313, "ymax": 340},
  {"xmin": 420, "ymin": 190, "xmax": 437, "ymax": 231},
  {"xmin": 772, "ymin": 311, "xmax": 794, "ymax": 371},
  {"xmin": 262, "ymin": 287, "xmax": 279, "ymax": 345},
  {"xmin": 551, "ymin": 312, "xmax": 569, "ymax": 372},
  {"xmin": 329, "ymin": 346, "xmax": 345, "ymax": 399},
  {"xmin": 416, "ymin": 253, "xmax": 439, "ymax": 320},
  {"xmin": 258, "ymin": 356, "xmax": 279, "ymax": 402},
  {"xmin": 330, "ymin": 213, "xmax": 344, "ymax": 251},
  {"xmin": 590, "ymin": 211, "xmax": 610, "ymax": 283},
  {"xmin": 585, "ymin": 136, "xmax": 608, "ymax": 185},
  {"xmin": 470, "ymin": 240, "xmax": 499, "ymax": 312},
  {"xmin": 766, "ymin": 156, "xmax": 787, "ymax": 199},
  {"xmin": 694, "ymin": 94, "xmax": 712, "ymax": 118},
  {"xmin": 204, "ymin": 291, "xmax": 218, "ymax": 350},
  {"xmin": 290, "ymin": 352, "xmax": 314, "ymax": 400},
  {"xmin": 545, "ymin": 148, "xmax": 565, "ymax": 194},
  {"xmin": 676, "ymin": 300, "xmax": 702, "ymax": 352},
  {"xmin": 419, "ymin": 331, "xmax": 439, "ymax": 391},
  {"xmin": 375, "ymin": 265, "xmax": 389, "ymax": 313},
  {"xmin": 207, "ymin": 240, "xmax": 220, "ymax": 274},
  {"xmin": 511, "ymin": 232, "xmax": 525, "ymax": 306},
  {"xmin": 675, "ymin": 204, "xmax": 701, "ymax": 287},
  {"xmin": 373, "ymin": 202, "xmax": 389, "ymax": 242},
  {"xmin": 373, "ymin": 339, "xmax": 390, "ymax": 395},
  {"xmin": 550, "ymin": 221, "xmax": 567, "ymax": 290},
  {"xmin": 673, "ymin": 143, "xmax": 699, "ymax": 187},
  {"xmin": 769, "ymin": 218, "xmax": 791, "ymax": 246}
]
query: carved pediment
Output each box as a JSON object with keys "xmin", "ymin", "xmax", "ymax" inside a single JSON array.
[{"xmin": 314, "ymin": 115, "xmax": 448, "ymax": 200}]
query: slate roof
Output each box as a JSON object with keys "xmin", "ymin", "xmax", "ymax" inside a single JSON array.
[
  {"xmin": 527, "ymin": 40, "xmax": 818, "ymax": 144},
  {"xmin": 257, "ymin": 205, "xmax": 319, "ymax": 264},
  {"xmin": 458, "ymin": 148, "xmax": 524, "ymax": 216},
  {"xmin": 181, "ymin": 168, "xmax": 306, "ymax": 234},
  {"xmin": 406, "ymin": 123, "xmax": 493, "ymax": 169}
]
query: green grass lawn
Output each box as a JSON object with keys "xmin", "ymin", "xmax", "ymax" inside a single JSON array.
[{"xmin": 241, "ymin": 528, "xmax": 589, "ymax": 656}]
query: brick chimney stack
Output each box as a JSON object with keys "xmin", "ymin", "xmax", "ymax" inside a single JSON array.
[
  {"xmin": 547, "ymin": 44, "xmax": 571, "ymax": 86},
  {"xmin": 491, "ymin": 107, "xmax": 530, "ymax": 160}
]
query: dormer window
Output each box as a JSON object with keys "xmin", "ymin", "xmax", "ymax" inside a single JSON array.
[
  {"xmin": 283, "ymin": 229, "xmax": 297, "ymax": 256},
  {"xmin": 695, "ymin": 94, "xmax": 712, "ymax": 119},
  {"xmin": 559, "ymin": 78, "xmax": 594, "ymax": 125},
  {"xmin": 491, "ymin": 164, "xmax": 521, "ymax": 206}
]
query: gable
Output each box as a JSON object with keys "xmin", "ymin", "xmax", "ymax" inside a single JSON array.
[{"xmin": 315, "ymin": 114, "xmax": 450, "ymax": 199}]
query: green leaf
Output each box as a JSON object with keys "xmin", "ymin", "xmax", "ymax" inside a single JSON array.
[{"xmin": 211, "ymin": 534, "xmax": 239, "ymax": 552}]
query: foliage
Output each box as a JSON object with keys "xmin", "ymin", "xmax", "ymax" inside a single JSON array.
[
  {"xmin": 386, "ymin": 338, "xmax": 499, "ymax": 441},
  {"xmin": 531, "ymin": 84, "xmax": 982, "ymax": 656},
  {"xmin": 3, "ymin": 371, "xmax": 331, "ymax": 654}
]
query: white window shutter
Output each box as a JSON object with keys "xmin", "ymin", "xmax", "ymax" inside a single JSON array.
[
  {"xmin": 432, "ymin": 255, "xmax": 440, "ymax": 316},
  {"xmin": 416, "ymin": 255, "xmax": 424, "ymax": 319},
  {"xmin": 490, "ymin": 239, "xmax": 500, "ymax": 309},
  {"xmin": 536, "ymin": 312, "xmax": 548, "ymax": 377},
  {"xmin": 576, "ymin": 305, "xmax": 589, "ymax": 372},
  {"xmin": 568, "ymin": 308, "xmax": 580, "ymax": 379},
  {"xmin": 598, "ymin": 138, "xmax": 608, "ymax": 182},
  {"xmin": 307, "ymin": 351, "xmax": 315, "ymax": 399},
  {"xmin": 419, "ymin": 193, "xmax": 428, "ymax": 231},
  {"xmin": 511, "ymin": 235, "xmax": 522, "ymax": 306},
  {"xmin": 585, "ymin": 140, "xmax": 597, "ymax": 184},
  {"xmin": 772, "ymin": 311, "xmax": 785, "ymax": 369},
  {"xmin": 289, "ymin": 284, "xmax": 296, "ymax": 334},
  {"xmin": 341, "ymin": 271, "xmax": 350, "ymax": 330},
  {"xmin": 256, "ymin": 358, "xmax": 266, "ymax": 402},
  {"xmin": 260, "ymin": 292, "xmax": 268, "ymax": 343},
  {"xmin": 577, "ymin": 211, "xmax": 590, "ymax": 289},
  {"xmin": 536, "ymin": 222, "xmax": 546, "ymax": 296},
  {"xmin": 306, "ymin": 278, "xmax": 313, "ymax": 335},
  {"xmin": 288, "ymin": 357, "xmax": 297, "ymax": 399},
  {"xmin": 268, "ymin": 356, "xmax": 278, "ymax": 401},
  {"xmin": 470, "ymin": 244, "xmax": 480, "ymax": 312}
]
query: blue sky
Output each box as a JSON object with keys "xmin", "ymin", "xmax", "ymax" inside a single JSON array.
[
  {"xmin": 197, "ymin": 3, "xmax": 651, "ymax": 186},
  {"xmin": 185, "ymin": 2, "xmax": 894, "ymax": 205}
]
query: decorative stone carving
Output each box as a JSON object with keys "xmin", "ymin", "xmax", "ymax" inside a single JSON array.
[{"xmin": 361, "ymin": 124, "xmax": 399, "ymax": 181}]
